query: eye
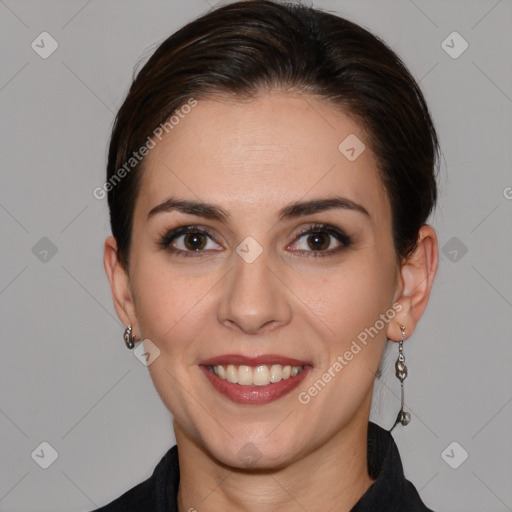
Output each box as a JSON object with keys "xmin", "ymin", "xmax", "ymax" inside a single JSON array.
[
  {"xmin": 158, "ymin": 223, "xmax": 352, "ymax": 259},
  {"xmin": 287, "ymin": 223, "xmax": 352, "ymax": 257},
  {"xmin": 158, "ymin": 225, "xmax": 222, "ymax": 257}
]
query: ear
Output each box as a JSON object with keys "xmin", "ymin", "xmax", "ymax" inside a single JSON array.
[
  {"xmin": 103, "ymin": 236, "xmax": 138, "ymax": 334},
  {"xmin": 386, "ymin": 224, "xmax": 439, "ymax": 341}
]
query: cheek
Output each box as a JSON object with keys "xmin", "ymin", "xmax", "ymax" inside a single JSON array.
[
  {"xmin": 129, "ymin": 260, "xmax": 217, "ymax": 429},
  {"xmin": 294, "ymin": 252, "xmax": 395, "ymax": 338},
  {"xmin": 130, "ymin": 257, "xmax": 215, "ymax": 350}
]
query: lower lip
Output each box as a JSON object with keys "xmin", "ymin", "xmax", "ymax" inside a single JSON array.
[{"xmin": 200, "ymin": 365, "xmax": 311, "ymax": 405}]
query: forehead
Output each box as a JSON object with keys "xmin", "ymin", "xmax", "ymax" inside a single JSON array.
[{"xmin": 135, "ymin": 92, "xmax": 390, "ymax": 224}]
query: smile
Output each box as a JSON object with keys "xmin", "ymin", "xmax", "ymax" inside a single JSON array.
[
  {"xmin": 207, "ymin": 364, "xmax": 305, "ymax": 386},
  {"xmin": 199, "ymin": 354, "xmax": 312, "ymax": 405}
]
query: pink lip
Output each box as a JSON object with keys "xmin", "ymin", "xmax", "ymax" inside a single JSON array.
[
  {"xmin": 200, "ymin": 354, "xmax": 312, "ymax": 367},
  {"xmin": 199, "ymin": 354, "xmax": 313, "ymax": 405}
]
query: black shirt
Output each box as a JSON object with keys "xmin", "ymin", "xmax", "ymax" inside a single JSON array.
[{"xmin": 92, "ymin": 421, "xmax": 435, "ymax": 511}]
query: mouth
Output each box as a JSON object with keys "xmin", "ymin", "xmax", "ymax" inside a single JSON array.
[
  {"xmin": 205, "ymin": 363, "xmax": 306, "ymax": 385},
  {"xmin": 199, "ymin": 354, "xmax": 312, "ymax": 405}
]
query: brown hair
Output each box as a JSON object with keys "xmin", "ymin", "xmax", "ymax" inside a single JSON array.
[{"xmin": 106, "ymin": 0, "xmax": 439, "ymax": 270}]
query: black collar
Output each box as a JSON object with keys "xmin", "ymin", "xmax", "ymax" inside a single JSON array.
[
  {"xmin": 349, "ymin": 422, "xmax": 435, "ymax": 511},
  {"xmin": 95, "ymin": 421, "xmax": 435, "ymax": 511}
]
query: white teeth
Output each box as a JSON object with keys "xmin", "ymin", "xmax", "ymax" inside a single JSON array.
[
  {"xmin": 269, "ymin": 364, "xmax": 283, "ymax": 383},
  {"xmin": 226, "ymin": 364, "xmax": 238, "ymax": 383},
  {"xmin": 238, "ymin": 365, "xmax": 253, "ymax": 385},
  {"xmin": 253, "ymin": 365, "xmax": 270, "ymax": 386},
  {"xmin": 209, "ymin": 364, "xmax": 304, "ymax": 386}
]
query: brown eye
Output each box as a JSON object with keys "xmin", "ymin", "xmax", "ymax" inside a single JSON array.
[
  {"xmin": 158, "ymin": 225, "xmax": 223, "ymax": 257},
  {"xmin": 287, "ymin": 223, "xmax": 353, "ymax": 258},
  {"xmin": 184, "ymin": 232, "xmax": 207, "ymax": 250},
  {"xmin": 306, "ymin": 233, "xmax": 330, "ymax": 251}
]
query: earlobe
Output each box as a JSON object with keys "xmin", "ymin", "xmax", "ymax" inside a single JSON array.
[
  {"xmin": 103, "ymin": 236, "xmax": 137, "ymax": 330},
  {"xmin": 387, "ymin": 225, "xmax": 439, "ymax": 341}
]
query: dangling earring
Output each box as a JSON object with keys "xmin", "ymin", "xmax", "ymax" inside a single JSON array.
[
  {"xmin": 390, "ymin": 323, "xmax": 411, "ymax": 431},
  {"xmin": 123, "ymin": 324, "xmax": 136, "ymax": 350}
]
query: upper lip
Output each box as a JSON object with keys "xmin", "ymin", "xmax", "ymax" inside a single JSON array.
[{"xmin": 199, "ymin": 354, "xmax": 312, "ymax": 367}]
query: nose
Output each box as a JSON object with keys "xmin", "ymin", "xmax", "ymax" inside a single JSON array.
[{"xmin": 217, "ymin": 246, "xmax": 292, "ymax": 335}]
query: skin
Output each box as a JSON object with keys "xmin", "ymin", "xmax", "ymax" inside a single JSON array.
[{"xmin": 104, "ymin": 92, "xmax": 438, "ymax": 512}]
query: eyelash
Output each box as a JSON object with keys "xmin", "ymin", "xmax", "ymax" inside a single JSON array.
[{"xmin": 157, "ymin": 223, "xmax": 353, "ymax": 259}]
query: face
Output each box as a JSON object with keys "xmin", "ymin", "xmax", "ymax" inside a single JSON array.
[{"xmin": 119, "ymin": 92, "xmax": 403, "ymax": 468}]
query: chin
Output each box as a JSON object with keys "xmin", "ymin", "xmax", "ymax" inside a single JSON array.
[{"xmin": 204, "ymin": 436, "xmax": 302, "ymax": 472}]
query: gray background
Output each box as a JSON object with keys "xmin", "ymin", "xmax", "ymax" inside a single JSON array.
[{"xmin": 0, "ymin": 0, "xmax": 511, "ymax": 510}]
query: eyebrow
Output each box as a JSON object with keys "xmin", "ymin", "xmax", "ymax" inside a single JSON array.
[{"xmin": 147, "ymin": 195, "xmax": 370, "ymax": 222}]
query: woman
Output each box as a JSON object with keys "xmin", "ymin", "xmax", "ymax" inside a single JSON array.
[{"xmin": 97, "ymin": 0, "xmax": 439, "ymax": 510}]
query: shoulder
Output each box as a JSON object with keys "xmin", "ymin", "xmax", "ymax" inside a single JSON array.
[
  {"xmin": 87, "ymin": 445, "xmax": 179, "ymax": 512},
  {"xmin": 92, "ymin": 477, "xmax": 154, "ymax": 511},
  {"xmin": 353, "ymin": 422, "xmax": 436, "ymax": 512}
]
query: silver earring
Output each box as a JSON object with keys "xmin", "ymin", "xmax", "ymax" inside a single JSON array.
[
  {"xmin": 390, "ymin": 324, "xmax": 411, "ymax": 431},
  {"xmin": 123, "ymin": 324, "xmax": 136, "ymax": 350}
]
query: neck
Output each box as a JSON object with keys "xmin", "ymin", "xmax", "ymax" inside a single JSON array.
[{"xmin": 175, "ymin": 406, "xmax": 375, "ymax": 512}]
